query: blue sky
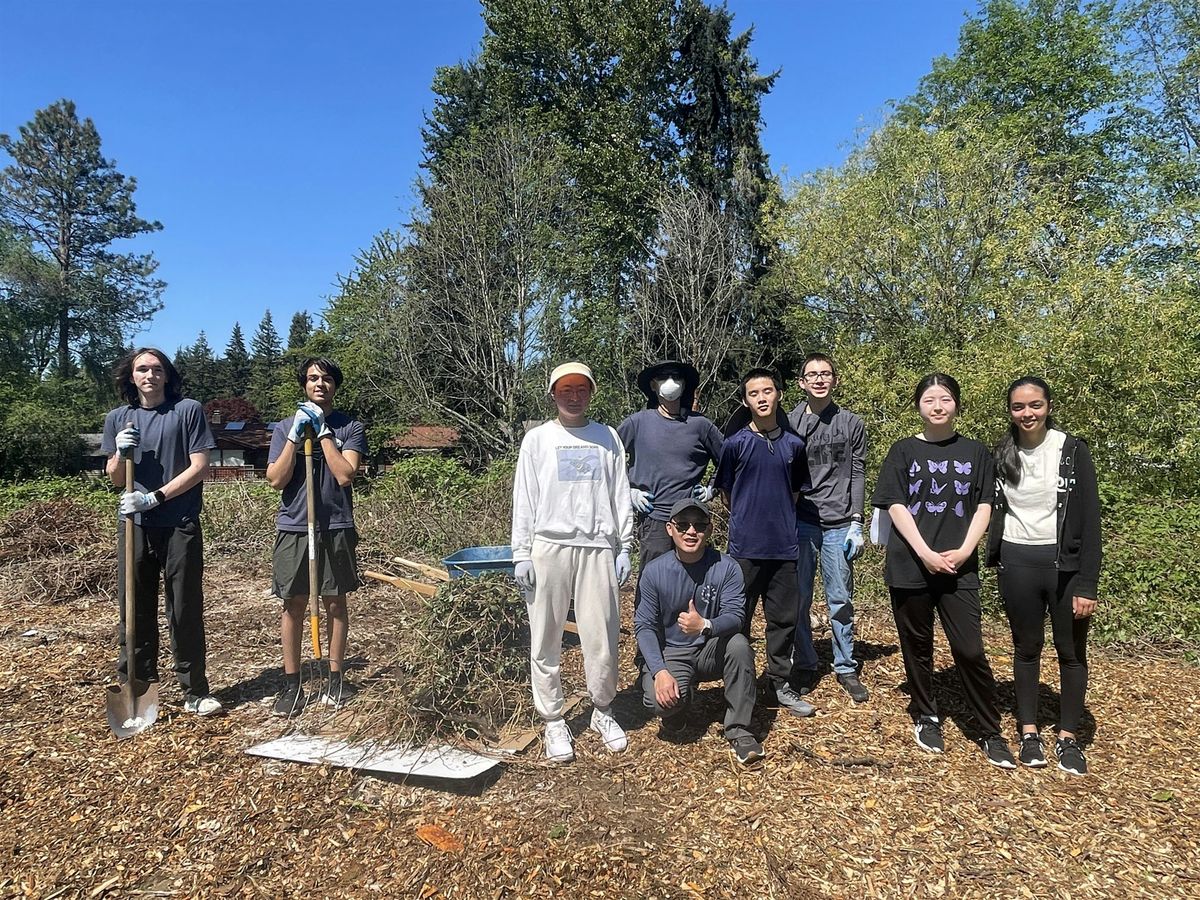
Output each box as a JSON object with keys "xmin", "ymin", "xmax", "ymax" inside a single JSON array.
[{"xmin": 1, "ymin": 0, "xmax": 976, "ymax": 357}]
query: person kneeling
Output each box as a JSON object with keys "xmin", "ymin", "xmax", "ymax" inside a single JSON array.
[{"xmin": 635, "ymin": 498, "xmax": 762, "ymax": 765}]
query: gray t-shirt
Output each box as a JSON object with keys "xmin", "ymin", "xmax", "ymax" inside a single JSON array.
[
  {"xmin": 617, "ymin": 409, "xmax": 723, "ymax": 521},
  {"xmin": 101, "ymin": 399, "xmax": 216, "ymax": 527},
  {"xmin": 787, "ymin": 401, "xmax": 866, "ymax": 527},
  {"xmin": 268, "ymin": 412, "xmax": 367, "ymax": 532}
]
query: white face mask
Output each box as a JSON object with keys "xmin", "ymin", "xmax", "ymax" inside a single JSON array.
[{"xmin": 657, "ymin": 377, "xmax": 684, "ymax": 402}]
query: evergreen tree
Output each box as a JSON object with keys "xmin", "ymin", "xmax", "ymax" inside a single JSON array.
[
  {"xmin": 219, "ymin": 322, "xmax": 250, "ymax": 398},
  {"xmin": 287, "ymin": 311, "xmax": 313, "ymax": 349},
  {"xmin": 0, "ymin": 99, "xmax": 164, "ymax": 379},
  {"xmin": 248, "ymin": 310, "xmax": 283, "ymax": 417},
  {"xmin": 176, "ymin": 331, "xmax": 219, "ymax": 404}
]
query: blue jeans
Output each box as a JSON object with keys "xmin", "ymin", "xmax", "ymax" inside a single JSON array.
[{"xmin": 794, "ymin": 520, "xmax": 857, "ymax": 675}]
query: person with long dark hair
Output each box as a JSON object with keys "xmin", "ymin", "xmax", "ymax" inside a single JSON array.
[
  {"xmin": 101, "ymin": 347, "xmax": 222, "ymax": 716},
  {"xmin": 872, "ymin": 373, "xmax": 1015, "ymax": 767},
  {"xmin": 987, "ymin": 377, "xmax": 1101, "ymax": 775}
]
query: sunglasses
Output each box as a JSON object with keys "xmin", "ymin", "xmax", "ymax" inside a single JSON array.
[{"xmin": 670, "ymin": 519, "xmax": 710, "ymax": 533}]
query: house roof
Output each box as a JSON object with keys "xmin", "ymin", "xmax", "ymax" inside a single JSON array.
[
  {"xmin": 212, "ymin": 421, "xmax": 272, "ymax": 451},
  {"xmin": 387, "ymin": 425, "xmax": 460, "ymax": 450}
]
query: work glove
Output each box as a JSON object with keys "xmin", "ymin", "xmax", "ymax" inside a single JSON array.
[
  {"xmin": 288, "ymin": 402, "xmax": 323, "ymax": 443},
  {"xmin": 630, "ymin": 488, "xmax": 655, "ymax": 515},
  {"xmin": 120, "ymin": 490, "xmax": 161, "ymax": 516},
  {"xmin": 514, "ymin": 560, "xmax": 535, "ymax": 592},
  {"xmin": 615, "ymin": 550, "xmax": 632, "ymax": 586},
  {"xmin": 115, "ymin": 426, "xmax": 140, "ymax": 457},
  {"xmin": 843, "ymin": 521, "xmax": 865, "ymax": 561},
  {"xmin": 691, "ymin": 483, "xmax": 715, "ymax": 503}
]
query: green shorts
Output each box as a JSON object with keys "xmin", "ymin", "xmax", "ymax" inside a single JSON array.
[{"xmin": 272, "ymin": 528, "xmax": 360, "ymax": 599}]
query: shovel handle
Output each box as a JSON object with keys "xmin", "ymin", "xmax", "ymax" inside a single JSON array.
[
  {"xmin": 124, "ymin": 450, "xmax": 137, "ymax": 686},
  {"xmin": 304, "ymin": 425, "xmax": 322, "ymax": 659}
]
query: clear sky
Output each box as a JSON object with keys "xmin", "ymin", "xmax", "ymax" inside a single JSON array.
[{"xmin": 0, "ymin": 0, "xmax": 976, "ymax": 358}]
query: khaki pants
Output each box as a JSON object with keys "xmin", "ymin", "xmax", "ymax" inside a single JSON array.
[{"xmin": 527, "ymin": 540, "xmax": 619, "ymax": 721}]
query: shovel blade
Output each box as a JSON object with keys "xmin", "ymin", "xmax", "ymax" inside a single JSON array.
[{"xmin": 106, "ymin": 679, "xmax": 159, "ymax": 739}]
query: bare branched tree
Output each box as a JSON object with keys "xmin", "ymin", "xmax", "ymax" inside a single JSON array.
[{"xmin": 629, "ymin": 184, "xmax": 750, "ymax": 410}]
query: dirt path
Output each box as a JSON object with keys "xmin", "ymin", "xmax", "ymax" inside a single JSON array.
[{"xmin": 1, "ymin": 562, "xmax": 1197, "ymax": 898}]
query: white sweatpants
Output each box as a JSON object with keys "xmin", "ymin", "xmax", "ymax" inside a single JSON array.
[{"xmin": 527, "ymin": 540, "xmax": 620, "ymax": 721}]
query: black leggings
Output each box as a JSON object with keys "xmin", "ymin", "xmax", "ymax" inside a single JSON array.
[{"xmin": 999, "ymin": 542, "xmax": 1090, "ymax": 734}]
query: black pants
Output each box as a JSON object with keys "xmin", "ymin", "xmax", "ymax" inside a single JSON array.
[
  {"xmin": 735, "ymin": 557, "xmax": 799, "ymax": 688},
  {"xmin": 999, "ymin": 542, "xmax": 1090, "ymax": 734},
  {"xmin": 642, "ymin": 634, "xmax": 756, "ymax": 739},
  {"xmin": 890, "ymin": 583, "xmax": 1001, "ymax": 736},
  {"xmin": 116, "ymin": 519, "xmax": 210, "ymax": 698},
  {"xmin": 633, "ymin": 514, "xmax": 675, "ymax": 612}
]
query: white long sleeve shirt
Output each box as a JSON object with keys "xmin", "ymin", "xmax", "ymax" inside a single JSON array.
[{"xmin": 511, "ymin": 419, "xmax": 634, "ymax": 561}]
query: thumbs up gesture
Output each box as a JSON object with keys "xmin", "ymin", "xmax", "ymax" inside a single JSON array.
[{"xmin": 677, "ymin": 598, "xmax": 706, "ymax": 636}]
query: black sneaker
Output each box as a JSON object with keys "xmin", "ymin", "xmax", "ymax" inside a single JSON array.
[
  {"xmin": 913, "ymin": 716, "xmax": 944, "ymax": 753},
  {"xmin": 836, "ymin": 673, "xmax": 870, "ymax": 703},
  {"xmin": 660, "ymin": 713, "xmax": 689, "ymax": 739},
  {"xmin": 321, "ymin": 673, "xmax": 359, "ymax": 708},
  {"xmin": 1055, "ymin": 737, "xmax": 1088, "ymax": 775},
  {"xmin": 729, "ymin": 735, "xmax": 765, "ymax": 765},
  {"xmin": 273, "ymin": 680, "xmax": 306, "ymax": 718},
  {"xmin": 772, "ymin": 683, "xmax": 816, "ymax": 718},
  {"xmin": 981, "ymin": 734, "xmax": 1017, "ymax": 769},
  {"xmin": 1019, "ymin": 733, "xmax": 1048, "ymax": 768}
]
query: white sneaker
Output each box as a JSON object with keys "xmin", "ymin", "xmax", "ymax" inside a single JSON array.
[
  {"xmin": 184, "ymin": 695, "xmax": 224, "ymax": 717},
  {"xmin": 590, "ymin": 708, "xmax": 628, "ymax": 753},
  {"xmin": 543, "ymin": 718, "xmax": 574, "ymax": 762}
]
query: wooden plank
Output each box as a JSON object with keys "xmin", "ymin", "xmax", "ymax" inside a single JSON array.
[
  {"xmin": 362, "ymin": 570, "xmax": 439, "ymax": 598},
  {"xmin": 493, "ymin": 694, "xmax": 587, "ymax": 753},
  {"xmin": 391, "ymin": 556, "xmax": 451, "ymax": 582}
]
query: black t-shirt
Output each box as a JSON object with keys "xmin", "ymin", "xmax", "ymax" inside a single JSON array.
[{"xmin": 872, "ymin": 434, "xmax": 995, "ymax": 590}]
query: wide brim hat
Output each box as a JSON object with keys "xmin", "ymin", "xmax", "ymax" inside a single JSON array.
[{"xmin": 636, "ymin": 360, "xmax": 700, "ymax": 410}]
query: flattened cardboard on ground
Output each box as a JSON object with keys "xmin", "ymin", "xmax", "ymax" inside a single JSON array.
[{"xmin": 245, "ymin": 734, "xmax": 503, "ymax": 780}]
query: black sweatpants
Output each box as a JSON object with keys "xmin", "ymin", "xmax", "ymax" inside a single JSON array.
[
  {"xmin": 736, "ymin": 557, "xmax": 799, "ymax": 688},
  {"xmin": 642, "ymin": 633, "xmax": 757, "ymax": 739},
  {"xmin": 890, "ymin": 583, "xmax": 1001, "ymax": 736},
  {"xmin": 633, "ymin": 514, "xmax": 675, "ymax": 612},
  {"xmin": 116, "ymin": 519, "xmax": 210, "ymax": 698},
  {"xmin": 999, "ymin": 541, "xmax": 1090, "ymax": 734}
]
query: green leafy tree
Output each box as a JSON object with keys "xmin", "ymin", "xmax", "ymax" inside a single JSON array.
[
  {"xmin": 248, "ymin": 309, "xmax": 283, "ymax": 418},
  {"xmin": 0, "ymin": 99, "xmax": 164, "ymax": 379}
]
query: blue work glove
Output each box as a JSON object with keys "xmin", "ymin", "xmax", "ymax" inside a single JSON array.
[
  {"xmin": 514, "ymin": 560, "xmax": 535, "ymax": 592},
  {"xmin": 120, "ymin": 490, "xmax": 161, "ymax": 516},
  {"xmin": 691, "ymin": 483, "xmax": 715, "ymax": 503},
  {"xmin": 115, "ymin": 426, "xmax": 140, "ymax": 457},
  {"xmin": 615, "ymin": 550, "xmax": 632, "ymax": 586},
  {"xmin": 630, "ymin": 488, "xmax": 655, "ymax": 515},
  {"xmin": 843, "ymin": 521, "xmax": 865, "ymax": 561},
  {"xmin": 288, "ymin": 402, "xmax": 323, "ymax": 443}
]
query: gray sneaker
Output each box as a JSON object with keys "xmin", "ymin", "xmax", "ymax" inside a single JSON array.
[
  {"xmin": 184, "ymin": 695, "xmax": 224, "ymax": 717},
  {"xmin": 772, "ymin": 683, "xmax": 815, "ymax": 718}
]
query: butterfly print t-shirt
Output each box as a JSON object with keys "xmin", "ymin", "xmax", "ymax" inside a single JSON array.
[{"xmin": 872, "ymin": 434, "xmax": 996, "ymax": 589}]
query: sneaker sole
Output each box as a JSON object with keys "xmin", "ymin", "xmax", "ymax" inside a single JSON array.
[
  {"xmin": 1021, "ymin": 757, "xmax": 1048, "ymax": 768},
  {"xmin": 732, "ymin": 748, "xmax": 765, "ymax": 764},
  {"xmin": 913, "ymin": 726, "xmax": 944, "ymax": 753},
  {"xmin": 986, "ymin": 757, "xmax": 1017, "ymax": 769},
  {"xmin": 1057, "ymin": 761, "xmax": 1086, "ymax": 776},
  {"xmin": 545, "ymin": 751, "xmax": 575, "ymax": 763},
  {"xmin": 778, "ymin": 702, "xmax": 815, "ymax": 718}
]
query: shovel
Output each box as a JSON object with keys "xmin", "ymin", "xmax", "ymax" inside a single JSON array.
[
  {"xmin": 106, "ymin": 450, "xmax": 159, "ymax": 738},
  {"xmin": 304, "ymin": 425, "xmax": 323, "ymax": 695}
]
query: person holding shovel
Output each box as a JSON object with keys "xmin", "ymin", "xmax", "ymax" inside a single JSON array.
[
  {"xmin": 512, "ymin": 362, "xmax": 634, "ymax": 762},
  {"xmin": 101, "ymin": 347, "xmax": 222, "ymax": 716},
  {"xmin": 266, "ymin": 357, "xmax": 366, "ymax": 716}
]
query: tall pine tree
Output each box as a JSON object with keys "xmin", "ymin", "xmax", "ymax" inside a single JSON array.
[
  {"xmin": 219, "ymin": 322, "xmax": 250, "ymax": 398},
  {"xmin": 248, "ymin": 310, "xmax": 283, "ymax": 417}
]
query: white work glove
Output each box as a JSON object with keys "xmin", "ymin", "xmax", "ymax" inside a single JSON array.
[
  {"xmin": 615, "ymin": 550, "xmax": 632, "ymax": 586},
  {"xmin": 691, "ymin": 483, "xmax": 715, "ymax": 503},
  {"xmin": 514, "ymin": 560, "xmax": 535, "ymax": 592},
  {"xmin": 630, "ymin": 488, "xmax": 655, "ymax": 515},
  {"xmin": 120, "ymin": 491, "xmax": 161, "ymax": 515},
  {"xmin": 843, "ymin": 521, "xmax": 865, "ymax": 561},
  {"xmin": 288, "ymin": 401, "xmax": 324, "ymax": 443},
  {"xmin": 115, "ymin": 426, "xmax": 140, "ymax": 457}
]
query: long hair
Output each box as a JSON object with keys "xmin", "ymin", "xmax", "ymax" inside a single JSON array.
[
  {"xmin": 114, "ymin": 348, "xmax": 183, "ymax": 407},
  {"xmin": 995, "ymin": 376, "xmax": 1056, "ymax": 486}
]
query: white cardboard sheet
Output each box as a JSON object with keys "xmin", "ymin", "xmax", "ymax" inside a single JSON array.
[{"xmin": 245, "ymin": 734, "xmax": 502, "ymax": 780}]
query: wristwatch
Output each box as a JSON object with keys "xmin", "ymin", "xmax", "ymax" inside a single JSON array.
[
  {"xmin": 701, "ymin": 618, "xmax": 713, "ymax": 638},
  {"xmin": 153, "ymin": 489, "xmax": 166, "ymax": 505}
]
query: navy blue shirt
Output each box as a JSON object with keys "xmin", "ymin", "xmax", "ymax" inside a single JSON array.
[
  {"xmin": 268, "ymin": 412, "xmax": 367, "ymax": 532},
  {"xmin": 634, "ymin": 548, "xmax": 746, "ymax": 676},
  {"xmin": 617, "ymin": 409, "xmax": 723, "ymax": 521},
  {"xmin": 714, "ymin": 427, "xmax": 811, "ymax": 559}
]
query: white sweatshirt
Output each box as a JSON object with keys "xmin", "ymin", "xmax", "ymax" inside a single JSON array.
[{"xmin": 511, "ymin": 419, "xmax": 634, "ymax": 561}]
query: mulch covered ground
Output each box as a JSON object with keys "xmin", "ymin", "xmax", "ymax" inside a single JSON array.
[{"xmin": 2, "ymin": 538, "xmax": 1198, "ymax": 898}]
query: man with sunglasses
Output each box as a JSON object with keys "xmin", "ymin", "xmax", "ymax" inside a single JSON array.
[
  {"xmin": 788, "ymin": 353, "xmax": 869, "ymax": 703},
  {"xmin": 634, "ymin": 498, "xmax": 762, "ymax": 764}
]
